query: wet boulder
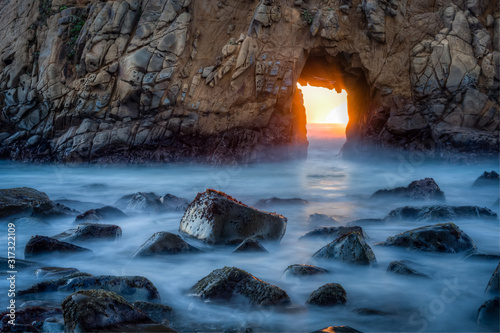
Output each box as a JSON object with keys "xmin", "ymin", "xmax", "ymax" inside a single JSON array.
[
  {"xmin": 24, "ymin": 235, "xmax": 92, "ymax": 258},
  {"xmin": 384, "ymin": 205, "xmax": 497, "ymax": 222},
  {"xmin": 189, "ymin": 266, "xmax": 290, "ymax": 306},
  {"xmin": 485, "ymin": 262, "xmax": 499, "ymax": 295},
  {"xmin": 376, "ymin": 223, "xmax": 476, "ymax": 253},
  {"xmin": 255, "ymin": 197, "xmax": 309, "ymax": 207},
  {"xmin": 0, "ymin": 187, "xmax": 76, "ymax": 219},
  {"xmin": 74, "ymin": 206, "xmax": 127, "ymax": 223},
  {"xmin": 312, "ymin": 326, "xmax": 362, "ymax": 333},
  {"xmin": 386, "ymin": 260, "xmax": 429, "ymax": 278},
  {"xmin": 371, "ymin": 178, "xmax": 445, "ymax": 201},
  {"xmin": 299, "ymin": 226, "xmax": 365, "ymax": 242},
  {"xmin": 62, "ymin": 290, "xmax": 175, "ymax": 332},
  {"xmin": 476, "ymin": 297, "xmax": 499, "ymax": 327},
  {"xmin": 306, "ymin": 283, "xmax": 347, "ymax": 306},
  {"xmin": 0, "ymin": 306, "xmax": 63, "ymax": 332},
  {"xmin": 53, "ymin": 223, "xmax": 122, "ymax": 242},
  {"xmin": 473, "ymin": 171, "xmax": 499, "ymax": 187},
  {"xmin": 115, "ymin": 192, "xmax": 189, "ymax": 213},
  {"xmin": 179, "ymin": 189, "xmax": 287, "ymax": 244},
  {"xmin": 133, "ymin": 232, "xmax": 200, "ymax": 257},
  {"xmin": 233, "ymin": 238, "xmax": 268, "ymax": 253},
  {"xmin": 19, "ymin": 275, "xmax": 160, "ymax": 302},
  {"xmin": 35, "ymin": 267, "xmax": 80, "ymax": 280},
  {"xmin": 312, "ymin": 232, "xmax": 376, "ymax": 265},
  {"xmin": 307, "ymin": 213, "xmax": 339, "ymax": 225},
  {"xmin": 283, "ymin": 264, "xmax": 328, "ymax": 278},
  {"xmin": 132, "ymin": 301, "xmax": 174, "ymax": 325}
]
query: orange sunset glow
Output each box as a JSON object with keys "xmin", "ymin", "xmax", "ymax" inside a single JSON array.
[{"xmin": 297, "ymin": 83, "xmax": 349, "ymax": 125}]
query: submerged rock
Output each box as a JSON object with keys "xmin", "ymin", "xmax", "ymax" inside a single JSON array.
[
  {"xmin": 179, "ymin": 189, "xmax": 287, "ymax": 244},
  {"xmin": 283, "ymin": 264, "xmax": 328, "ymax": 278},
  {"xmin": 55, "ymin": 199, "xmax": 106, "ymax": 212},
  {"xmin": 115, "ymin": 192, "xmax": 189, "ymax": 213},
  {"xmin": 306, "ymin": 283, "xmax": 347, "ymax": 306},
  {"xmin": 189, "ymin": 266, "xmax": 290, "ymax": 306},
  {"xmin": 312, "ymin": 326, "xmax": 363, "ymax": 333},
  {"xmin": 132, "ymin": 301, "xmax": 174, "ymax": 325},
  {"xmin": 376, "ymin": 223, "xmax": 476, "ymax": 253},
  {"xmin": 53, "ymin": 223, "xmax": 122, "ymax": 242},
  {"xmin": 299, "ymin": 226, "xmax": 365, "ymax": 242},
  {"xmin": 386, "ymin": 260, "xmax": 429, "ymax": 278},
  {"xmin": 312, "ymin": 232, "xmax": 376, "ymax": 265},
  {"xmin": 0, "ymin": 187, "xmax": 76, "ymax": 219},
  {"xmin": 19, "ymin": 275, "xmax": 160, "ymax": 302},
  {"xmin": 307, "ymin": 213, "xmax": 339, "ymax": 225},
  {"xmin": 74, "ymin": 206, "xmax": 127, "ymax": 223},
  {"xmin": 473, "ymin": 171, "xmax": 499, "ymax": 187},
  {"xmin": 24, "ymin": 235, "xmax": 92, "ymax": 258},
  {"xmin": 476, "ymin": 297, "xmax": 499, "ymax": 327},
  {"xmin": 485, "ymin": 263, "xmax": 499, "ymax": 295},
  {"xmin": 372, "ymin": 178, "xmax": 445, "ymax": 201},
  {"xmin": 35, "ymin": 267, "xmax": 80, "ymax": 281},
  {"xmin": 463, "ymin": 252, "xmax": 500, "ymax": 261},
  {"xmin": 62, "ymin": 290, "xmax": 175, "ymax": 332},
  {"xmin": 352, "ymin": 308, "xmax": 392, "ymax": 316},
  {"xmin": 384, "ymin": 205, "xmax": 497, "ymax": 222},
  {"xmin": 255, "ymin": 197, "xmax": 309, "ymax": 207},
  {"xmin": 133, "ymin": 232, "xmax": 200, "ymax": 257},
  {"xmin": 233, "ymin": 238, "xmax": 268, "ymax": 253},
  {"xmin": 0, "ymin": 306, "xmax": 63, "ymax": 332}
]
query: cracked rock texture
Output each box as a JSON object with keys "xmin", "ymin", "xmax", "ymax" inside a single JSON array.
[{"xmin": 0, "ymin": 0, "xmax": 498, "ymax": 163}]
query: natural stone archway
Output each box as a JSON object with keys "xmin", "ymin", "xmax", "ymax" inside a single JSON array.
[{"xmin": 0, "ymin": 0, "xmax": 498, "ymax": 163}]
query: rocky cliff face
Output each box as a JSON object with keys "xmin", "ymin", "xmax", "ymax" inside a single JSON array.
[{"xmin": 0, "ymin": 0, "xmax": 498, "ymax": 163}]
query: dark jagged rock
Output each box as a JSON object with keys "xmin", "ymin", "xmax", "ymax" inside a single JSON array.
[
  {"xmin": 189, "ymin": 266, "xmax": 290, "ymax": 306},
  {"xmin": 312, "ymin": 326, "xmax": 363, "ymax": 333},
  {"xmin": 255, "ymin": 197, "xmax": 309, "ymax": 207},
  {"xmin": 372, "ymin": 178, "xmax": 445, "ymax": 201},
  {"xmin": 386, "ymin": 260, "xmax": 430, "ymax": 278},
  {"xmin": 312, "ymin": 232, "xmax": 376, "ymax": 265},
  {"xmin": 0, "ymin": 187, "xmax": 76, "ymax": 219},
  {"xmin": 352, "ymin": 308, "xmax": 392, "ymax": 316},
  {"xmin": 306, "ymin": 283, "xmax": 347, "ymax": 306},
  {"xmin": 376, "ymin": 223, "xmax": 476, "ymax": 253},
  {"xmin": 19, "ymin": 275, "xmax": 160, "ymax": 302},
  {"xmin": 74, "ymin": 206, "xmax": 127, "ymax": 223},
  {"xmin": 115, "ymin": 192, "xmax": 189, "ymax": 213},
  {"xmin": 307, "ymin": 213, "xmax": 339, "ymax": 225},
  {"xmin": 53, "ymin": 223, "xmax": 122, "ymax": 242},
  {"xmin": 180, "ymin": 189, "xmax": 287, "ymax": 244},
  {"xmin": 62, "ymin": 290, "xmax": 175, "ymax": 332},
  {"xmin": 473, "ymin": 171, "xmax": 499, "ymax": 187},
  {"xmin": 476, "ymin": 297, "xmax": 499, "ymax": 327},
  {"xmin": 299, "ymin": 226, "xmax": 365, "ymax": 242},
  {"xmin": 24, "ymin": 235, "xmax": 92, "ymax": 258},
  {"xmin": 347, "ymin": 218, "xmax": 385, "ymax": 227},
  {"xmin": 132, "ymin": 301, "xmax": 174, "ymax": 325},
  {"xmin": 0, "ymin": 306, "xmax": 63, "ymax": 332},
  {"xmin": 384, "ymin": 205, "xmax": 497, "ymax": 222},
  {"xmin": 233, "ymin": 238, "xmax": 268, "ymax": 253},
  {"xmin": 35, "ymin": 267, "xmax": 80, "ymax": 281},
  {"xmin": 133, "ymin": 232, "xmax": 200, "ymax": 257},
  {"xmin": 283, "ymin": 264, "xmax": 328, "ymax": 278},
  {"xmin": 485, "ymin": 263, "xmax": 500, "ymax": 295}
]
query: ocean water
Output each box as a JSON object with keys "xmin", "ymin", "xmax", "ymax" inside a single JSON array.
[{"xmin": 0, "ymin": 124, "xmax": 499, "ymax": 332}]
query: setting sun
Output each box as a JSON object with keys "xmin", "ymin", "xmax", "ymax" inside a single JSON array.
[{"xmin": 297, "ymin": 83, "xmax": 349, "ymax": 125}]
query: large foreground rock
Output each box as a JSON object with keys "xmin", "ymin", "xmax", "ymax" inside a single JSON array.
[
  {"xmin": 133, "ymin": 232, "xmax": 200, "ymax": 257},
  {"xmin": 132, "ymin": 301, "xmax": 174, "ymax": 325},
  {"xmin": 376, "ymin": 223, "xmax": 476, "ymax": 253},
  {"xmin": 473, "ymin": 171, "xmax": 499, "ymax": 187},
  {"xmin": 486, "ymin": 263, "xmax": 500, "ymax": 295},
  {"xmin": 189, "ymin": 266, "xmax": 290, "ymax": 306},
  {"xmin": 53, "ymin": 223, "xmax": 122, "ymax": 242},
  {"xmin": 0, "ymin": 187, "xmax": 75, "ymax": 219},
  {"xmin": 115, "ymin": 192, "xmax": 189, "ymax": 213},
  {"xmin": 312, "ymin": 232, "xmax": 376, "ymax": 265},
  {"xmin": 0, "ymin": 306, "xmax": 63, "ymax": 332},
  {"xmin": 179, "ymin": 190, "xmax": 287, "ymax": 244},
  {"xmin": 372, "ymin": 178, "xmax": 445, "ymax": 201},
  {"xmin": 385, "ymin": 205, "xmax": 497, "ymax": 222},
  {"xmin": 24, "ymin": 235, "xmax": 92, "ymax": 258},
  {"xmin": 306, "ymin": 283, "xmax": 347, "ymax": 306},
  {"xmin": 19, "ymin": 275, "xmax": 160, "ymax": 302},
  {"xmin": 62, "ymin": 290, "xmax": 175, "ymax": 332},
  {"xmin": 74, "ymin": 206, "xmax": 127, "ymax": 223}
]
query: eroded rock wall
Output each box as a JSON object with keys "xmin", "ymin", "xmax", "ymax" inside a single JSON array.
[{"xmin": 0, "ymin": 0, "xmax": 498, "ymax": 163}]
